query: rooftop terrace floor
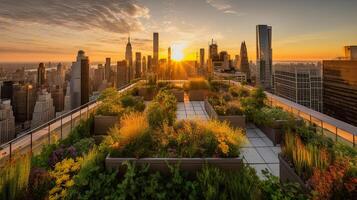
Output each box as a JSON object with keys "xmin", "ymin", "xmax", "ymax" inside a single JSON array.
[{"xmin": 176, "ymin": 99, "xmax": 281, "ymax": 180}]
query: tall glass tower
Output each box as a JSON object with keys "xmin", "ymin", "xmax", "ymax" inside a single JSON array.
[{"xmin": 256, "ymin": 25, "xmax": 272, "ymax": 89}]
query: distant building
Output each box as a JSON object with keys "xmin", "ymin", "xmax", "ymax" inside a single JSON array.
[
  {"xmin": 239, "ymin": 41, "xmax": 250, "ymax": 80},
  {"xmin": 70, "ymin": 50, "xmax": 90, "ymax": 109},
  {"xmin": 135, "ymin": 52, "xmax": 142, "ymax": 78},
  {"xmin": 117, "ymin": 60, "xmax": 128, "ymax": 88},
  {"xmin": 105, "ymin": 58, "xmax": 111, "ymax": 82},
  {"xmin": 147, "ymin": 55, "xmax": 152, "ymax": 72},
  {"xmin": 209, "ymin": 39, "xmax": 219, "ymax": 61},
  {"xmin": 64, "ymin": 83, "xmax": 71, "ymax": 112},
  {"xmin": 31, "ymin": 89, "xmax": 55, "ymax": 128},
  {"xmin": 273, "ymin": 63, "xmax": 323, "ymax": 112},
  {"xmin": 200, "ymin": 48, "xmax": 205, "ymax": 68},
  {"xmin": 256, "ymin": 25, "xmax": 272, "ymax": 89},
  {"xmin": 125, "ymin": 37, "xmax": 133, "ymax": 81},
  {"xmin": 323, "ymin": 48, "xmax": 357, "ymax": 126},
  {"xmin": 12, "ymin": 83, "xmax": 36, "ymax": 124},
  {"xmin": 0, "ymin": 100, "xmax": 15, "ymax": 144},
  {"xmin": 153, "ymin": 32, "xmax": 159, "ymax": 70},
  {"xmin": 37, "ymin": 63, "xmax": 46, "ymax": 88},
  {"xmin": 56, "ymin": 63, "xmax": 65, "ymax": 86},
  {"xmin": 51, "ymin": 85, "xmax": 64, "ymax": 113},
  {"xmin": 344, "ymin": 46, "xmax": 357, "ymax": 60},
  {"xmin": 142, "ymin": 56, "xmax": 147, "ymax": 76}
]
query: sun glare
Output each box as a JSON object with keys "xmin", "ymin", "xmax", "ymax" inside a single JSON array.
[{"xmin": 171, "ymin": 43, "xmax": 185, "ymax": 61}]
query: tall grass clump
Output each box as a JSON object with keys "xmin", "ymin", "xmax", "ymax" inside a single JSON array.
[{"xmin": 0, "ymin": 153, "xmax": 31, "ymax": 200}]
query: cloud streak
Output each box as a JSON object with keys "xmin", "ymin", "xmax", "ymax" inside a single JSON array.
[
  {"xmin": 206, "ymin": 0, "xmax": 241, "ymax": 15},
  {"xmin": 0, "ymin": 0, "xmax": 150, "ymax": 34}
]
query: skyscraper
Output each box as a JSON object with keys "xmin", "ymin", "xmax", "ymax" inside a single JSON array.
[
  {"xmin": 70, "ymin": 50, "xmax": 90, "ymax": 109},
  {"xmin": 31, "ymin": 89, "xmax": 55, "ymax": 128},
  {"xmin": 142, "ymin": 56, "xmax": 147, "ymax": 76},
  {"xmin": 239, "ymin": 41, "xmax": 250, "ymax": 80},
  {"xmin": 256, "ymin": 25, "xmax": 272, "ymax": 89},
  {"xmin": 135, "ymin": 52, "xmax": 142, "ymax": 78},
  {"xmin": 105, "ymin": 57, "xmax": 111, "ymax": 82},
  {"xmin": 37, "ymin": 63, "xmax": 46, "ymax": 87},
  {"xmin": 125, "ymin": 37, "xmax": 133, "ymax": 81},
  {"xmin": 117, "ymin": 60, "xmax": 128, "ymax": 88},
  {"xmin": 12, "ymin": 83, "xmax": 36, "ymax": 128},
  {"xmin": 200, "ymin": 48, "xmax": 205, "ymax": 68},
  {"xmin": 273, "ymin": 63, "xmax": 323, "ymax": 112},
  {"xmin": 323, "ymin": 48, "xmax": 357, "ymax": 126},
  {"xmin": 153, "ymin": 32, "xmax": 159, "ymax": 70},
  {"xmin": 168, "ymin": 47, "xmax": 171, "ymax": 66},
  {"xmin": 0, "ymin": 100, "xmax": 15, "ymax": 144},
  {"xmin": 56, "ymin": 63, "xmax": 64, "ymax": 86},
  {"xmin": 147, "ymin": 55, "xmax": 152, "ymax": 72},
  {"xmin": 209, "ymin": 39, "xmax": 218, "ymax": 61}
]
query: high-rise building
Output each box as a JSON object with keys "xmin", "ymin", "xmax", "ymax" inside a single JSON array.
[
  {"xmin": 31, "ymin": 89, "xmax": 55, "ymax": 128},
  {"xmin": 70, "ymin": 50, "xmax": 90, "ymax": 109},
  {"xmin": 37, "ymin": 63, "xmax": 46, "ymax": 87},
  {"xmin": 153, "ymin": 32, "xmax": 159, "ymax": 70},
  {"xmin": 344, "ymin": 46, "xmax": 357, "ymax": 60},
  {"xmin": 273, "ymin": 63, "xmax": 323, "ymax": 112},
  {"xmin": 56, "ymin": 63, "xmax": 65, "ymax": 86},
  {"xmin": 256, "ymin": 25, "xmax": 272, "ymax": 89},
  {"xmin": 64, "ymin": 83, "xmax": 71, "ymax": 112},
  {"xmin": 105, "ymin": 58, "xmax": 111, "ymax": 82},
  {"xmin": 200, "ymin": 48, "xmax": 205, "ymax": 68},
  {"xmin": 147, "ymin": 55, "xmax": 152, "ymax": 72},
  {"xmin": 125, "ymin": 37, "xmax": 133, "ymax": 81},
  {"xmin": 209, "ymin": 39, "xmax": 219, "ymax": 61},
  {"xmin": 93, "ymin": 64, "xmax": 105, "ymax": 92},
  {"xmin": 135, "ymin": 52, "xmax": 142, "ymax": 78},
  {"xmin": 323, "ymin": 49, "xmax": 357, "ymax": 126},
  {"xmin": 0, "ymin": 100, "xmax": 15, "ymax": 144},
  {"xmin": 117, "ymin": 60, "xmax": 128, "ymax": 88},
  {"xmin": 12, "ymin": 83, "xmax": 36, "ymax": 131},
  {"xmin": 239, "ymin": 41, "xmax": 250, "ymax": 80},
  {"xmin": 168, "ymin": 47, "xmax": 171, "ymax": 66},
  {"xmin": 1, "ymin": 81, "xmax": 14, "ymax": 100},
  {"xmin": 142, "ymin": 56, "xmax": 147, "ymax": 76},
  {"xmin": 51, "ymin": 85, "xmax": 64, "ymax": 113}
]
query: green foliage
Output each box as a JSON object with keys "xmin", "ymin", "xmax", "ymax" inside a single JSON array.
[
  {"xmin": 184, "ymin": 78, "xmax": 210, "ymax": 90},
  {"xmin": 28, "ymin": 167, "xmax": 52, "ymax": 200},
  {"xmin": 98, "ymin": 87, "xmax": 118, "ymax": 101},
  {"xmin": 120, "ymin": 95, "xmax": 145, "ymax": 112},
  {"xmin": 252, "ymin": 107, "xmax": 293, "ymax": 128},
  {"xmin": 260, "ymin": 169, "xmax": 307, "ymax": 200},
  {"xmin": 208, "ymin": 95, "xmax": 243, "ymax": 116},
  {"xmin": 0, "ymin": 154, "xmax": 31, "ymax": 200},
  {"xmin": 229, "ymin": 85, "xmax": 250, "ymax": 98},
  {"xmin": 209, "ymin": 81, "xmax": 230, "ymax": 92},
  {"xmin": 96, "ymin": 101, "xmax": 124, "ymax": 116},
  {"xmin": 147, "ymin": 90, "xmax": 177, "ymax": 128},
  {"xmin": 60, "ymin": 117, "xmax": 93, "ymax": 147},
  {"xmin": 32, "ymin": 143, "xmax": 58, "ymax": 169},
  {"xmin": 73, "ymin": 138, "xmax": 95, "ymax": 156},
  {"xmin": 197, "ymin": 164, "xmax": 261, "ymax": 200}
]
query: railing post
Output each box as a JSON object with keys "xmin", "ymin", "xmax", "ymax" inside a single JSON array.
[
  {"xmin": 9, "ymin": 142, "xmax": 12, "ymax": 160},
  {"xmin": 87, "ymin": 105, "xmax": 89, "ymax": 119},
  {"xmin": 354, "ymin": 135, "xmax": 355, "ymax": 147},
  {"xmin": 70, "ymin": 113, "xmax": 73, "ymax": 131},
  {"xmin": 48, "ymin": 124, "xmax": 51, "ymax": 144},
  {"xmin": 335, "ymin": 127, "xmax": 338, "ymax": 142},
  {"xmin": 321, "ymin": 121, "xmax": 324, "ymax": 136},
  {"xmin": 30, "ymin": 132, "xmax": 33, "ymax": 155},
  {"xmin": 60, "ymin": 116, "xmax": 63, "ymax": 140}
]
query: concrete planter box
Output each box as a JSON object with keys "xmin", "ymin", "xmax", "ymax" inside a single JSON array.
[
  {"xmin": 106, "ymin": 155, "xmax": 243, "ymax": 173},
  {"xmin": 279, "ymin": 154, "xmax": 310, "ymax": 192},
  {"xmin": 93, "ymin": 115, "xmax": 118, "ymax": 135},
  {"xmin": 138, "ymin": 87, "xmax": 157, "ymax": 101},
  {"xmin": 170, "ymin": 89, "xmax": 184, "ymax": 102},
  {"xmin": 188, "ymin": 89, "xmax": 208, "ymax": 101},
  {"xmin": 204, "ymin": 100, "xmax": 246, "ymax": 129},
  {"xmin": 257, "ymin": 123, "xmax": 283, "ymax": 146}
]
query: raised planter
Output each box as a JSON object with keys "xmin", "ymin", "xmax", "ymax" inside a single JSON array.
[
  {"xmin": 93, "ymin": 115, "xmax": 118, "ymax": 135},
  {"xmin": 188, "ymin": 89, "xmax": 208, "ymax": 101},
  {"xmin": 256, "ymin": 123, "xmax": 283, "ymax": 146},
  {"xmin": 138, "ymin": 87, "xmax": 157, "ymax": 101},
  {"xmin": 279, "ymin": 154, "xmax": 310, "ymax": 192},
  {"xmin": 105, "ymin": 155, "xmax": 243, "ymax": 173},
  {"xmin": 204, "ymin": 100, "xmax": 246, "ymax": 129},
  {"xmin": 170, "ymin": 89, "xmax": 184, "ymax": 102}
]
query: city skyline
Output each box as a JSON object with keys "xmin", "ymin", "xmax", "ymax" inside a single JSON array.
[{"xmin": 0, "ymin": 0, "xmax": 356, "ymax": 62}]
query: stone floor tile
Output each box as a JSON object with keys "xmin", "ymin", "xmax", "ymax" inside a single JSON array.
[
  {"xmin": 256, "ymin": 147, "xmax": 279, "ymax": 163},
  {"xmin": 241, "ymin": 148, "xmax": 265, "ymax": 164}
]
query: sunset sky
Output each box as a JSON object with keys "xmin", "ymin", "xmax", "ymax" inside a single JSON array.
[{"xmin": 0, "ymin": 0, "xmax": 356, "ymax": 63}]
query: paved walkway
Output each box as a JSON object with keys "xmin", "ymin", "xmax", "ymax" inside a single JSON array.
[
  {"xmin": 240, "ymin": 123, "xmax": 281, "ymax": 179},
  {"xmin": 175, "ymin": 101, "xmax": 281, "ymax": 179}
]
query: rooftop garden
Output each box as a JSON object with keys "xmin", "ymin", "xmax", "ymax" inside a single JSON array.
[{"xmin": 1, "ymin": 80, "xmax": 355, "ymax": 200}]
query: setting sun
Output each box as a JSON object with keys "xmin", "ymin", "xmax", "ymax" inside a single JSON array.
[{"xmin": 171, "ymin": 43, "xmax": 185, "ymax": 61}]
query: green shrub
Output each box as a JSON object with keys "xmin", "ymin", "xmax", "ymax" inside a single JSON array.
[
  {"xmin": 209, "ymin": 81, "xmax": 230, "ymax": 92},
  {"xmin": 98, "ymin": 87, "xmax": 118, "ymax": 101},
  {"xmin": 147, "ymin": 102, "xmax": 166, "ymax": 128},
  {"xmin": 73, "ymin": 138, "xmax": 95, "ymax": 155},
  {"xmin": 96, "ymin": 101, "xmax": 124, "ymax": 116},
  {"xmin": 229, "ymin": 85, "xmax": 250, "ymax": 98},
  {"xmin": 147, "ymin": 90, "xmax": 177, "ymax": 128},
  {"xmin": 120, "ymin": 95, "xmax": 146, "ymax": 112},
  {"xmin": 28, "ymin": 167, "xmax": 52, "ymax": 200},
  {"xmin": 32, "ymin": 143, "xmax": 58, "ymax": 169},
  {"xmin": 184, "ymin": 78, "xmax": 210, "ymax": 90}
]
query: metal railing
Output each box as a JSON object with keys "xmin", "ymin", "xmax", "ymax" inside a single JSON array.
[
  {"xmin": 225, "ymin": 80, "xmax": 356, "ymax": 147},
  {"xmin": 0, "ymin": 82, "xmax": 139, "ymax": 163}
]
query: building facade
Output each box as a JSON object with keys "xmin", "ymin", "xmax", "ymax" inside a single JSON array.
[
  {"xmin": 70, "ymin": 50, "xmax": 90, "ymax": 109},
  {"xmin": 273, "ymin": 63, "xmax": 323, "ymax": 112},
  {"xmin": 153, "ymin": 32, "xmax": 159, "ymax": 70},
  {"xmin": 31, "ymin": 90, "xmax": 55, "ymax": 128},
  {"xmin": 117, "ymin": 60, "xmax": 128, "ymax": 88},
  {"xmin": 125, "ymin": 37, "xmax": 133, "ymax": 81},
  {"xmin": 256, "ymin": 25, "xmax": 272, "ymax": 89},
  {"xmin": 0, "ymin": 100, "xmax": 15, "ymax": 144},
  {"xmin": 323, "ymin": 59, "xmax": 357, "ymax": 126},
  {"xmin": 135, "ymin": 52, "xmax": 142, "ymax": 78},
  {"xmin": 239, "ymin": 41, "xmax": 250, "ymax": 81},
  {"xmin": 37, "ymin": 63, "xmax": 46, "ymax": 87}
]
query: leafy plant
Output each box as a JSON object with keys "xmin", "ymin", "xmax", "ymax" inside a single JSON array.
[
  {"xmin": 229, "ymin": 85, "xmax": 250, "ymax": 98},
  {"xmin": 209, "ymin": 81, "xmax": 230, "ymax": 92},
  {"xmin": 184, "ymin": 78, "xmax": 210, "ymax": 90},
  {"xmin": 28, "ymin": 167, "xmax": 52, "ymax": 200}
]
